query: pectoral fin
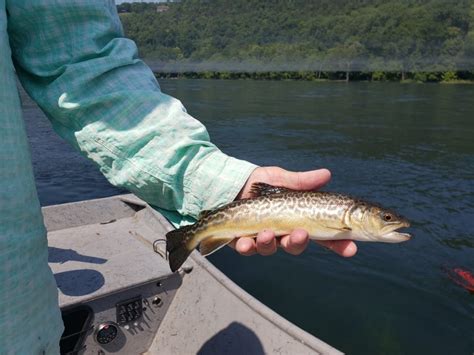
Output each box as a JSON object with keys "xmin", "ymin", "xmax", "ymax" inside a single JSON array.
[
  {"xmin": 323, "ymin": 226, "xmax": 353, "ymax": 240},
  {"xmin": 200, "ymin": 237, "xmax": 234, "ymax": 256}
]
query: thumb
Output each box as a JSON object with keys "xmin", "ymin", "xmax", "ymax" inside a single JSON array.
[{"xmin": 280, "ymin": 168, "xmax": 331, "ymax": 191}]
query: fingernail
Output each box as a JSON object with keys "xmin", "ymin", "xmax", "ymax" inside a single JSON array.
[
  {"xmin": 261, "ymin": 230, "xmax": 272, "ymax": 245},
  {"xmin": 239, "ymin": 239, "xmax": 252, "ymax": 253}
]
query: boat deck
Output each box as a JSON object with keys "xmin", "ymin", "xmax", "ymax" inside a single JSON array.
[{"xmin": 44, "ymin": 195, "xmax": 342, "ymax": 354}]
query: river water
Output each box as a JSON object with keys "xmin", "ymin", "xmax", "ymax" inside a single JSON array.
[{"xmin": 23, "ymin": 80, "xmax": 474, "ymax": 354}]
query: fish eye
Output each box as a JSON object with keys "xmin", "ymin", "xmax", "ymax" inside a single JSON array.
[{"xmin": 383, "ymin": 213, "xmax": 393, "ymax": 222}]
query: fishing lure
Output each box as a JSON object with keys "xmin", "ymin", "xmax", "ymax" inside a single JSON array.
[{"xmin": 446, "ymin": 267, "xmax": 474, "ymax": 294}]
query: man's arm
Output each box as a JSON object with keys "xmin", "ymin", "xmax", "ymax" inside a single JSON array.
[
  {"xmin": 7, "ymin": 0, "xmax": 256, "ymax": 222},
  {"xmin": 7, "ymin": 1, "xmax": 356, "ymax": 257}
]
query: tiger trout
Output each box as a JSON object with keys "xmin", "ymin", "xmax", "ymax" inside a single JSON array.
[{"xmin": 166, "ymin": 183, "xmax": 411, "ymax": 271}]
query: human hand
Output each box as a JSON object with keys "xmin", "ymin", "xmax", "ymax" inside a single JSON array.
[{"xmin": 230, "ymin": 166, "xmax": 357, "ymax": 257}]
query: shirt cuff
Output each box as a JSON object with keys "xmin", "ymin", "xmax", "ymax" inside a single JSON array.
[{"xmin": 183, "ymin": 149, "xmax": 258, "ymax": 220}]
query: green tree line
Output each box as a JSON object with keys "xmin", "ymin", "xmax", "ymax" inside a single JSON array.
[{"xmin": 118, "ymin": 0, "xmax": 474, "ymax": 82}]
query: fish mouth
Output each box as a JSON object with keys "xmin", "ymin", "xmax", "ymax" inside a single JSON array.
[
  {"xmin": 381, "ymin": 231, "xmax": 411, "ymax": 243},
  {"xmin": 381, "ymin": 222, "xmax": 411, "ymax": 243}
]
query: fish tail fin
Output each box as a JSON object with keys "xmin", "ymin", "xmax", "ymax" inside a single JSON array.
[{"xmin": 166, "ymin": 225, "xmax": 194, "ymax": 272}]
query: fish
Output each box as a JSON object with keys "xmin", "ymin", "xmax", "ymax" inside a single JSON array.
[{"xmin": 166, "ymin": 183, "xmax": 411, "ymax": 272}]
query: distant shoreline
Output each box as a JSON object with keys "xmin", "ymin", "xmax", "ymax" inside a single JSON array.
[{"xmin": 153, "ymin": 71, "xmax": 474, "ymax": 84}]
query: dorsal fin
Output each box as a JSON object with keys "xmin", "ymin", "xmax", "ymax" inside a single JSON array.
[
  {"xmin": 198, "ymin": 209, "xmax": 214, "ymax": 219},
  {"xmin": 250, "ymin": 182, "xmax": 293, "ymax": 197}
]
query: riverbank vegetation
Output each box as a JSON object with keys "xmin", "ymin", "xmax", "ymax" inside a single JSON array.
[{"xmin": 118, "ymin": 0, "xmax": 474, "ymax": 82}]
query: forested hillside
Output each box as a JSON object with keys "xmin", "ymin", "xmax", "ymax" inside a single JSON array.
[{"xmin": 118, "ymin": 0, "xmax": 474, "ymax": 81}]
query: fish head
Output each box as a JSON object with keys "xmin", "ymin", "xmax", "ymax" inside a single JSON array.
[{"xmin": 348, "ymin": 203, "xmax": 411, "ymax": 243}]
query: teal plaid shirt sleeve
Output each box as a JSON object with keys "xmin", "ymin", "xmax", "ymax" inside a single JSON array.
[{"xmin": 7, "ymin": 0, "xmax": 257, "ymax": 224}]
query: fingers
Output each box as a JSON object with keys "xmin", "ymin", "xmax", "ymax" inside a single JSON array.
[
  {"xmin": 231, "ymin": 230, "xmax": 279, "ymax": 256},
  {"xmin": 230, "ymin": 231, "xmax": 358, "ymax": 258},
  {"xmin": 231, "ymin": 230, "xmax": 278, "ymax": 256},
  {"xmin": 280, "ymin": 168, "xmax": 331, "ymax": 191},
  {"xmin": 236, "ymin": 229, "xmax": 310, "ymax": 256},
  {"xmin": 236, "ymin": 166, "xmax": 332, "ymax": 199},
  {"xmin": 232, "ymin": 237, "xmax": 256, "ymax": 256},
  {"xmin": 280, "ymin": 228, "xmax": 310, "ymax": 255},
  {"xmin": 255, "ymin": 230, "xmax": 278, "ymax": 256},
  {"xmin": 316, "ymin": 240, "xmax": 358, "ymax": 257}
]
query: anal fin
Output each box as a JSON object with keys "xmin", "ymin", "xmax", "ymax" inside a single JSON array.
[{"xmin": 200, "ymin": 237, "xmax": 234, "ymax": 256}]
